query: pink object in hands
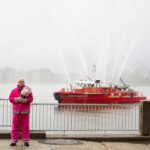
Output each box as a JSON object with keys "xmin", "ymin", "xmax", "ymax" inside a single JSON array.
[{"xmin": 21, "ymin": 86, "xmax": 32, "ymax": 98}]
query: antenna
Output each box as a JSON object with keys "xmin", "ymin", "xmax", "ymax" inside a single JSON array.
[{"xmin": 120, "ymin": 78, "xmax": 126, "ymax": 86}]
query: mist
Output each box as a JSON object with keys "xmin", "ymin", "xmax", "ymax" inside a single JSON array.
[{"xmin": 0, "ymin": 0, "xmax": 150, "ymax": 85}]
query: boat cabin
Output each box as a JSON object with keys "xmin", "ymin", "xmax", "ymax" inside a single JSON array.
[{"xmin": 74, "ymin": 81, "xmax": 101, "ymax": 89}]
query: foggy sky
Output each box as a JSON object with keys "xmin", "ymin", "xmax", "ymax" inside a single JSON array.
[{"xmin": 0, "ymin": 0, "xmax": 150, "ymax": 83}]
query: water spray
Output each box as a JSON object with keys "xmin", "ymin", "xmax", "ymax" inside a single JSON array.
[
  {"xmin": 115, "ymin": 21, "xmax": 146, "ymax": 85},
  {"xmin": 111, "ymin": 0, "xmax": 136, "ymax": 82},
  {"xmin": 103, "ymin": 0, "xmax": 112, "ymax": 86},
  {"xmin": 41, "ymin": 0, "xmax": 71, "ymax": 85}
]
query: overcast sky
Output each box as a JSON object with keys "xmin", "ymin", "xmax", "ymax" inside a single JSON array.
[{"xmin": 0, "ymin": 0, "xmax": 150, "ymax": 83}]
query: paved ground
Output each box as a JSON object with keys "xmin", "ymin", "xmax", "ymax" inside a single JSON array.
[{"xmin": 1, "ymin": 139, "xmax": 150, "ymax": 150}]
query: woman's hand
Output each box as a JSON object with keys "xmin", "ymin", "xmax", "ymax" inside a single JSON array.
[{"xmin": 18, "ymin": 96, "xmax": 23, "ymax": 103}]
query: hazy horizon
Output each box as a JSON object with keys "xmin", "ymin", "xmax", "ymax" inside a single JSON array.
[{"xmin": 0, "ymin": 0, "xmax": 150, "ymax": 84}]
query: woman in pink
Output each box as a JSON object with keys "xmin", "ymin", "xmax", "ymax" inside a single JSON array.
[{"xmin": 9, "ymin": 78, "xmax": 33, "ymax": 146}]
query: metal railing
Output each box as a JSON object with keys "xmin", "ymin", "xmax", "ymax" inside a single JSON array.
[
  {"xmin": 0, "ymin": 99, "xmax": 140, "ymax": 134},
  {"xmin": 0, "ymin": 99, "xmax": 12, "ymax": 127}
]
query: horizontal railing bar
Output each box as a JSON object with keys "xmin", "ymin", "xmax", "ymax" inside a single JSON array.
[
  {"xmin": 34, "ymin": 130, "xmax": 139, "ymax": 131},
  {"xmin": 0, "ymin": 99, "xmax": 140, "ymax": 106},
  {"xmin": 31, "ymin": 103, "xmax": 140, "ymax": 106}
]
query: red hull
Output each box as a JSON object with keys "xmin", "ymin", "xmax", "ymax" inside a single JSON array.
[{"xmin": 54, "ymin": 92, "xmax": 146, "ymax": 104}]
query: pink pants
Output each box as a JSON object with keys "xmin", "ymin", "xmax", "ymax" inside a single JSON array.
[{"xmin": 11, "ymin": 113, "xmax": 30, "ymax": 143}]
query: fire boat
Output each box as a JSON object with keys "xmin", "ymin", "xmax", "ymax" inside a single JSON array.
[{"xmin": 54, "ymin": 78, "xmax": 146, "ymax": 104}]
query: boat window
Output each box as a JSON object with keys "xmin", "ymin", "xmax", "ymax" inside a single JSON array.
[{"xmin": 96, "ymin": 83, "xmax": 98, "ymax": 87}]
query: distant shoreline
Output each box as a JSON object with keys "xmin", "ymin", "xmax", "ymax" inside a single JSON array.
[{"xmin": 0, "ymin": 82, "xmax": 150, "ymax": 86}]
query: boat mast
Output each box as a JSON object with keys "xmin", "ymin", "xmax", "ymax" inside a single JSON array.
[
  {"xmin": 87, "ymin": 65, "xmax": 96, "ymax": 81},
  {"xmin": 120, "ymin": 77, "xmax": 126, "ymax": 86}
]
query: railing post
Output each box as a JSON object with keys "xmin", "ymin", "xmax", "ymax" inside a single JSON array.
[{"xmin": 139, "ymin": 100, "xmax": 150, "ymax": 136}]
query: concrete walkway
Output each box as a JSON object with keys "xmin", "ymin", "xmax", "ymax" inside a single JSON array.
[{"xmin": 1, "ymin": 139, "xmax": 150, "ymax": 150}]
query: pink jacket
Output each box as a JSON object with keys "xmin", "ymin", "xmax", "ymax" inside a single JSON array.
[{"xmin": 9, "ymin": 85, "xmax": 33, "ymax": 114}]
